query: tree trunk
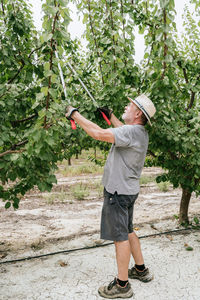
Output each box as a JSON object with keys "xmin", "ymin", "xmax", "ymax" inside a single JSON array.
[
  {"xmin": 179, "ymin": 188, "xmax": 192, "ymax": 224},
  {"xmin": 75, "ymin": 153, "xmax": 78, "ymax": 159},
  {"xmin": 68, "ymin": 157, "xmax": 71, "ymax": 166}
]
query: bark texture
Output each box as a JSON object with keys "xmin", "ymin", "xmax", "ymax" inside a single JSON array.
[{"xmin": 179, "ymin": 188, "xmax": 192, "ymax": 224}]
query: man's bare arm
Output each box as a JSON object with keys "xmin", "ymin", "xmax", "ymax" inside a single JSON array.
[
  {"xmin": 110, "ymin": 113, "xmax": 124, "ymax": 128},
  {"xmin": 69, "ymin": 111, "xmax": 115, "ymax": 143}
]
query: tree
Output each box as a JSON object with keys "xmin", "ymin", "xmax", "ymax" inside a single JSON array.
[
  {"xmin": 0, "ymin": 0, "xmax": 92, "ymax": 208},
  {"xmin": 1, "ymin": 0, "xmax": 200, "ymax": 225},
  {"xmin": 77, "ymin": 0, "xmax": 200, "ymax": 224},
  {"xmin": 0, "ymin": 0, "xmax": 117, "ymax": 209},
  {"xmin": 129, "ymin": 0, "xmax": 200, "ymax": 224}
]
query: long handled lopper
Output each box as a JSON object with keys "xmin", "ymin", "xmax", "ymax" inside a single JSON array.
[
  {"xmin": 65, "ymin": 60, "xmax": 111, "ymax": 126},
  {"xmin": 55, "ymin": 50, "xmax": 76, "ymax": 130}
]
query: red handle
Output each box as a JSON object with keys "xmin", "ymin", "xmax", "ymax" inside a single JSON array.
[
  {"xmin": 101, "ymin": 111, "xmax": 111, "ymax": 126},
  {"xmin": 70, "ymin": 119, "xmax": 76, "ymax": 130}
]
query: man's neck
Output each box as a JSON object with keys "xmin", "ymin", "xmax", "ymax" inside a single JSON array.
[{"xmin": 125, "ymin": 120, "xmax": 143, "ymax": 126}]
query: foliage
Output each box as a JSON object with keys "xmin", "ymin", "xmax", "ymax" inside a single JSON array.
[
  {"xmin": 1, "ymin": 0, "xmax": 200, "ymax": 222},
  {"xmin": 139, "ymin": 0, "xmax": 200, "ymax": 200},
  {"xmin": 77, "ymin": 0, "xmax": 200, "ymax": 222},
  {"xmin": 0, "ymin": 0, "xmax": 91, "ymax": 209}
]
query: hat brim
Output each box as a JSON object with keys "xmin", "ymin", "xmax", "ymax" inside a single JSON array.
[{"xmin": 127, "ymin": 97, "xmax": 152, "ymax": 126}]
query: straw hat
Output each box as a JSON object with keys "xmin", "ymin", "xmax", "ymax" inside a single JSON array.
[{"xmin": 128, "ymin": 94, "xmax": 156, "ymax": 126}]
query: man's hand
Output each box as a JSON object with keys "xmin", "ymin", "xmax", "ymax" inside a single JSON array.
[
  {"xmin": 65, "ymin": 106, "xmax": 79, "ymax": 120},
  {"xmin": 97, "ymin": 107, "xmax": 113, "ymax": 120}
]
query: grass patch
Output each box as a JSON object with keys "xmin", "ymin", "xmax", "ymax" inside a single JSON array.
[
  {"xmin": 157, "ymin": 181, "xmax": 170, "ymax": 192},
  {"xmin": 70, "ymin": 183, "xmax": 90, "ymax": 200},
  {"xmin": 60, "ymin": 163, "xmax": 103, "ymax": 177},
  {"xmin": 44, "ymin": 188, "xmax": 69, "ymax": 204},
  {"xmin": 140, "ymin": 175, "xmax": 156, "ymax": 185},
  {"xmin": 90, "ymin": 180, "xmax": 103, "ymax": 197}
]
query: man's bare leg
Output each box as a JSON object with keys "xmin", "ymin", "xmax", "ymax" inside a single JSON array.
[
  {"xmin": 114, "ymin": 240, "xmax": 131, "ymax": 280},
  {"xmin": 128, "ymin": 231, "xmax": 144, "ymax": 265},
  {"xmin": 128, "ymin": 231, "xmax": 153, "ymax": 282}
]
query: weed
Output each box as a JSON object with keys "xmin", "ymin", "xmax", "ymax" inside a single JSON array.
[
  {"xmin": 193, "ymin": 216, "xmax": 199, "ymax": 225},
  {"xmin": 92, "ymin": 181, "xmax": 103, "ymax": 197},
  {"xmin": 140, "ymin": 175, "xmax": 156, "ymax": 185},
  {"xmin": 45, "ymin": 194, "xmax": 55, "ymax": 205},
  {"xmin": 70, "ymin": 183, "xmax": 90, "ymax": 200},
  {"xmin": 44, "ymin": 188, "xmax": 69, "ymax": 204},
  {"xmin": 31, "ymin": 240, "xmax": 44, "ymax": 251},
  {"xmin": 60, "ymin": 163, "xmax": 103, "ymax": 177},
  {"xmin": 157, "ymin": 181, "xmax": 170, "ymax": 192},
  {"xmin": 173, "ymin": 214, "xmax": 179, "ymax": 220}
]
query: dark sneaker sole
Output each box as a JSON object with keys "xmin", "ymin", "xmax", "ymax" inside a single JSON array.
[
  {"xmin": 98, "ymin": 288, "xmax": 134, "ymax": 299},
  {"xmin": 128, "ymin": 274, "xmax": 154, "ymax": 282}
]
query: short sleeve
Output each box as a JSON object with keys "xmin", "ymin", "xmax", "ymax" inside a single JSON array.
[{"xmin": 110, "ymin": 125, "xmax": 135, "ymax": 147}]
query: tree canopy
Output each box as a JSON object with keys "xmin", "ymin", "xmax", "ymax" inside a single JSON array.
[{"xmin": 0, "ymin": 0, "xmax": 200, "ymax": 223}]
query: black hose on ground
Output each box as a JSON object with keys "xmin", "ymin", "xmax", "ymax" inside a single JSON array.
[{"xmin": 0, "ymin": 227, "xmax": 199, "ymax": 265}]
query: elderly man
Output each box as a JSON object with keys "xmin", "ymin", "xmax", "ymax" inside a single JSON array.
[{"xmin": 66, "ymin": 94, "xmax": 156, "ymax": 299}]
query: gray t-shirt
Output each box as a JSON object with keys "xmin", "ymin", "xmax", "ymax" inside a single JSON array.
[{"xmin": 102, "ymin": 124, "xmax": 149, "ymax": 195}]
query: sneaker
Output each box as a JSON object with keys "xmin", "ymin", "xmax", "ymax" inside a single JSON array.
[
  {"xmin": 128, "ymin": 266, "xmax": 153, "ymax": 282},
  {"xmin": 98, "ymin": 277, "xmax": 134, "ymax": 299}
]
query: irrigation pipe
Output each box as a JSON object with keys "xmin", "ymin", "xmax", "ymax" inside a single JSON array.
[{"xmin": 0, "ymin": 227, "xmax": 199, "ymax": 265}]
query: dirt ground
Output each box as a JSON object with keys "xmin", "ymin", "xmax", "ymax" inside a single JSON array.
[{"xmin": 0, "ymin": 165, "xmax": 200, "ymax": 300}]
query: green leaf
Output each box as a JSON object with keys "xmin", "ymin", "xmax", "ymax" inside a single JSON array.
[
  {"xmin": 5, "ymin": 202, "xmax": 11, "ymax": 209},
  {"xmin": 194, "ymin": 217, "xmax": 199, "ymax": 225},
  {"xmin": 185, "ymin": 246, "xmax": 193, "ymax": 251},
  {"xmin": 41, "ymin": 86, "xmax": 48, "ymax": 96},
  {"xmin": 40, "ymin": 33, "xmax": 53, "ymax": 43},
  {"xmin": 44, "ymin": 62, "xmax": 50, "ymax": 71}
]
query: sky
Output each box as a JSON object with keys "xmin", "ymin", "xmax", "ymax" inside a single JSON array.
[{"xmin": 28, "ymin": 0, "xmax": 195, "ymax": 63}]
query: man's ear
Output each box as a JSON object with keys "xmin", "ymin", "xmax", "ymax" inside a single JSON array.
[{"xmin": 137, "ymin": 109, "xmax": 143, "ymax": 118}]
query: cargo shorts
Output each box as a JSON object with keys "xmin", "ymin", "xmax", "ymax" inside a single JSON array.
[{"xmin": 100, "ymin": 188, "xmax": 139, "ymax": 241}]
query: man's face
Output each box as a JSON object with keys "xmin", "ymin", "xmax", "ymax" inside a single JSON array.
[{"xmin": 122, "ymin": 102, "xmax": 140, "ymax": 124}]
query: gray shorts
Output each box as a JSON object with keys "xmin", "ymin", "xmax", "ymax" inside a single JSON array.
[{"xmin": 100, "ymin": 188, "xmax": 138, "ymax": 241}]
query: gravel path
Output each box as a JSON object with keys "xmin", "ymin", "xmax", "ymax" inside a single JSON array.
[{"xmin": 0, "ymin": 226, "xmax": 200, "ymax": 300}]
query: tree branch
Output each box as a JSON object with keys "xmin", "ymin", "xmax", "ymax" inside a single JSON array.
[
  {"xmin": 177, "ymin": 62, "xmax": 200, "ymax": 111},
  {"xmin": 162, "ymin": 8, "xmax": 168, "ymax": 79},
  {"xmin": 11, "ymin": 139, "xmax": 28, "ymax": 150},
  {"xmin": 108, "ymin": 0, "xmax": 116, "ymax": 73},
  {"xmin": 44, "ymin": 3, "xmax": 59, "ymax": 128},
  {"xmin": 28, "ymin": 45, "xmax": 43, "ymax": 58},
  {"xmin": 177, "ymin": 61, "xmax": 189, "ymax": 84},
  {"xmin": 120, "ymin": 0, "xmax": 127, "ymax": 67},
  {"xmin": 147, "ymin": 150, "xmax": 157, "ymax": 158},
  {"xmin": 87, "ymin": 0, "xmax": 105, "ymax": 85},
  {"xmin": 11, "ymin": 114, "xmax": 37, "ymax": 126},
  {"xmin": 130, "ymin": 1, "xmax": 159, "ymax": 28},
  {"xmin": 1, "ymin": 0, "xmax": 6, "ymax": 24},
  {"xmin": 0, "ymin": 139, "xmax": 28, "ymax": 158},
  {"xmin": 0, "ymin": 149, "xmax": 25, "ymax": 158}
]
